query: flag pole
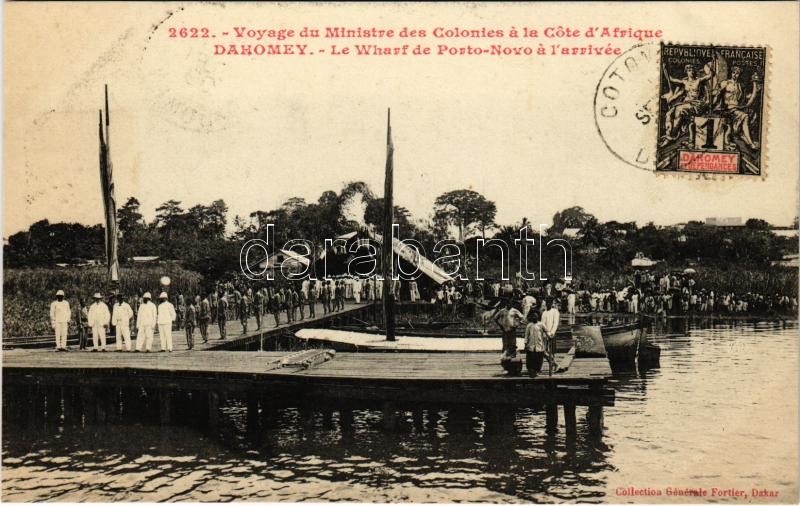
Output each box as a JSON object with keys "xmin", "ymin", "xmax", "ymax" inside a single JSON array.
[
  {"xmin": 382, "ymin": 109, "xmax": 396, "ymax": 342},
  {"xmin": 99, "ymin": 85, "xmax": 120, "ymax": 285}
]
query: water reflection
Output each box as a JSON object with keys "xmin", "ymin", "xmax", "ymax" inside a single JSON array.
[{"xmin": 2, "ymin": 318, "xmax": 797, "ymax": 502}]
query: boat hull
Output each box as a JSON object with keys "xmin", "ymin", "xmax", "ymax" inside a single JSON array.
[{"xmin": 601, "ymin": 324, "xmax": 641, "ymax": 370}]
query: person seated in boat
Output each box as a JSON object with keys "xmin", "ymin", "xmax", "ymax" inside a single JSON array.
[{"xmin": 523, "ymin": 310, "xmax": 547, "ymax": 377}]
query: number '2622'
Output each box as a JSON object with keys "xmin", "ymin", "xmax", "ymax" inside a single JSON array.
[{"xmin": 168, "ymin": 27, "xmax": 211, "ymax": 38}]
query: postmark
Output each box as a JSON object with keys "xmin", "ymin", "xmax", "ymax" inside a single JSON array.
[
  {"xmin": 655, "ymin": 43, "xmax": 766, "ymax": 175},
  {"xmin": 594, "ymin": 42, "xmax": 660, "ymax": 171}
]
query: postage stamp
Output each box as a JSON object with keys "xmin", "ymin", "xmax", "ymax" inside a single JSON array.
[{"xmin": 655, "ymin": 43, "xmax": 766, "ymax": 175}]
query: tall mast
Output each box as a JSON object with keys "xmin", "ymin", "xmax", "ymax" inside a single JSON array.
[
  {"xmin": 99, "ymin": 85, "xmax": 119, "ymax": 284},
  {"xmin": 382, "ymin": 109, "xmax": 395, "ymax": 342}
]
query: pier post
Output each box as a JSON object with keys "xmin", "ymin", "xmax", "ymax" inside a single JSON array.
[
  {"xmin": 159, "ymin": 390, "xmax": 172, "ymax": 425},
  {"xmin": 382, "ymin": 401, "xmax": 399, "ymax": 431},
  {"xmin": 413, "ymin": 409, "xmax": 424, "ymax": 432},
  {"xmin": 207, "ymin": 391, "xmax": 220, "ymax": 428},
  {"xmin": 108, "ymin": 388, "xmax": 121, "ymax": 423},
  {"xmin": 322, "ymin": 406, "xmax": 334, "ymax": 430},
  {"xmin": 96, "ymin": 388, "xmax": 110, "ymax": 424},
  {"xmin": 563, "ymin": 403, "xmax": 577, "ymax": 435},
  {"xmin": 260, "ymin": 394, "xmax": 275, "ymax": 428},
  {"xmin": 246, "ymin": 392, "xmax": 260, "ymax": 434},
  {"xmin": 339, "ymin": 407, "xmax": 354, "ymax": 433},
  {"xmin": 545, "ymin": 404, "xmax": 559, "ymax": 434},
  {"xmin": 80, "ymin": 386, "xmax": 96, "ymax": 425},
  {"xmin": 62, "ymin": 386, "xmax": 78, "ymax": 426},
  {"xmin": 44, "ymin": 386, "xmax": 62, "ymax": 427},
  {"xmin": 587, "ymin": 405, "xmax": 604, "ymax": 436}
]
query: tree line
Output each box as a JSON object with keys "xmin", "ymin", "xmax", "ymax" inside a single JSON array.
[{"xmin": 4, "ymin": 182, "xmax": 797, "ymax": 282}]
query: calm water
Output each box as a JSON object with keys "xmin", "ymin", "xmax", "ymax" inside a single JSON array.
[{"xmin": 2, "ymin": 319, "xmax": 798, "ymax": 503}]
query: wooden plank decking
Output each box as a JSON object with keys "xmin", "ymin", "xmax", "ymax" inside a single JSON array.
[{"xmin": 2, "ymin": 349, "xmax": 613, "ymax": 407}]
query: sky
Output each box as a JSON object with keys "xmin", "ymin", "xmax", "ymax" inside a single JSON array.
[{"xmin": 4, "ymin": 2, "xmax": 799, "ymax": 238}]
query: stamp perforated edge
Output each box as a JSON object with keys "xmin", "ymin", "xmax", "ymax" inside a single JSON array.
[{"xmin": 653, "ymin": 41, "xmax": 772, "ymax": 182}]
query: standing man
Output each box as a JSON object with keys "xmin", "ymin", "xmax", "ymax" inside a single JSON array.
[
  {"xmin": 353, "ymin": 277, "xmax": 362, "ymax": 304},
  {"xmin": 198, "ymin": 293, "xmax": 211, "ymax": 343},
  {"xmin": 50, "ymin": 289, "xmax": 71, "ymax": 351},
  {"xmin": 523, "ymin": 311, "xmax": 547, "ymax": 377},
  {"xmin": 567, "ymin": 290, "xmax": 577, "ymax": 315},
  {"xmin": 494, "ymin": 300, "xmax": 525, "ymax": 359},
  {"xmin": 217, "ymin": 291, "xmax": 228, "ymax": 339},
  {"xmin": 297, "ymin": 287, "xmax": 306, "ymax": 320},
  {"xmin": 157, "ymin": 292, "xmax": 176, "ymax": 352},
  {"xmin": 176, "ymin": 292, "xmax": 185, "ymax": 330},
  {"xmin": 209, "ymin": 290, "xmax": 218, "ymax": 323},
  {"xmin": 307, "ymin": 280, "xmax": 317, "ymax": 318},
  {"xmin": 135, "ymin": 292, "xmax": 157, "ymax": 352},
  {"xmin": 77, "ymin": 298, "xmax": 89, "ymax": 350},
  {"xmin": 408, "ymin": 280, "xmax": 419, "ymax": 303},
  {"xmin": 111, "ymin": 293, "xmax": 134, "ymax": 352},
  {"xmin": 270, "ymin": 289, "xmax": 282, "ymax": 327},
  {"xmin": 521, "ymin": 290, "xmax": 537, "ymax": 318},
  {"xmin": 253, "ymin": 288, "xmax": 263, "ymax": 330},
  {"xmin": 286, "ymin": 288, "xmax": 296, "ymax": 322},
  {"xmin": 541, "ymin": 298, "xmax": 560, "ymax": 341},
  {"xmin": 87, "ymin": 292, "xmax": 110, "ymax": 352},
  {"xmin": 185, "ymin": 300, "xmax": 197, "ymax": 350},
  {"xmin": 321, "ymin": 282, "xmax": 330, "ymax": 315},
  {"xmin": 239, "ymin": 293, "xmax": 250, "ymax": 333}
]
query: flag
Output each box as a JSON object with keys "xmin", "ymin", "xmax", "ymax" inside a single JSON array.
[{"xmin": 99, "ymin": 85, "xmax": 120, "ymax": 282}]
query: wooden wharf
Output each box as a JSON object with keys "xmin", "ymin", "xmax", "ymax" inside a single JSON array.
[
  {"xmin": 3, "ymin": 301, "xmax": 616, "ymax": 437},
  {"xmin": 2, "ymin": 348, "xmax": 614, "ymax": 436}
]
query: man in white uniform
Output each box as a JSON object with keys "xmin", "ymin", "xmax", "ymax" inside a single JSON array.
[
  {"xmin": 135, "ymin": 292, "xmax": 158, "ymax": 352},
  {"xmin": 157, "ymin": 292, "xmax": 177, "ymax": 352},
  {"xmin": 87, "ymin": 293, "xmax": 110, "ymax": 352},
  {"xmin": 112, "ymin": 293, "xmax": 134, "ymax": 351},
  {"xmin": 49, "ymin": 289, "xmax": 71, "ymax": 351}
]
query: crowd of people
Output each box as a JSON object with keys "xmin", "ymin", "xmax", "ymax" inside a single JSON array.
[
  {"xmin": 46, "ymin": 268, "xmax": 797, "ymax": 353},
  {"xmin": 46, "ymin": 275, "xmax": 390, "ymax": 353}
]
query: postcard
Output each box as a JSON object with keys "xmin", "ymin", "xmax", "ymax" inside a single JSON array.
[{"xmin": 3, "ymin": 2, "xmax": 799, "ymax": 503}]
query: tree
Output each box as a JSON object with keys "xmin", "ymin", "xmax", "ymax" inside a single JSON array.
[
  {"xmin": 550, "ymin": 206, "xmax": 594, "ymax": 234},
  {"xmin": 364, "ymin": 198, "xmax": 411, "ymax": 230},
  {"xmin": 579, "ymin": 217, "xmax": 610, "ymax": 249},
  {"xmin": 154, "ymin": 200, "xmax": 184, "ymax": 228},
  {"xmin": 433, "ymin": 189, "xmax": 497, "ymax": 242},
  {"xmin": 745, "ymin": 218, "xmax": 771, "ymax": 230},
  {"xmin": 118, "ymin": 197, "xmax": 144, "ymax": 235}
]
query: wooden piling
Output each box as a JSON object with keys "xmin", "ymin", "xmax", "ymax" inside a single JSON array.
[
  {"xmin": 382, "ymin": 401, "xmax": 398, "ymax": 431},
  {"xmin": 339, "ymin": 407, "xmax": 354, "ymax": 432},
  {"xmin": 545, "ymin": 404, "xmax": 558, "ymax": 434},
  {"xmin": 246, "ymin": 392, "xmax": 260, "ymax": 433},
  {"xmin": 207, "ymin": 391, "xmax": 220, "ymax": 428},
  {"xmin": 587, "ymin": 405, "xmax": 604, "ymax": 436},
  {"xmin": 159, "ymin": 390, "xmax": 172, "ymax": 425},
  {"xmin": 563, "ymin": 403, "xmax": 577, "ymax": 435}
]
